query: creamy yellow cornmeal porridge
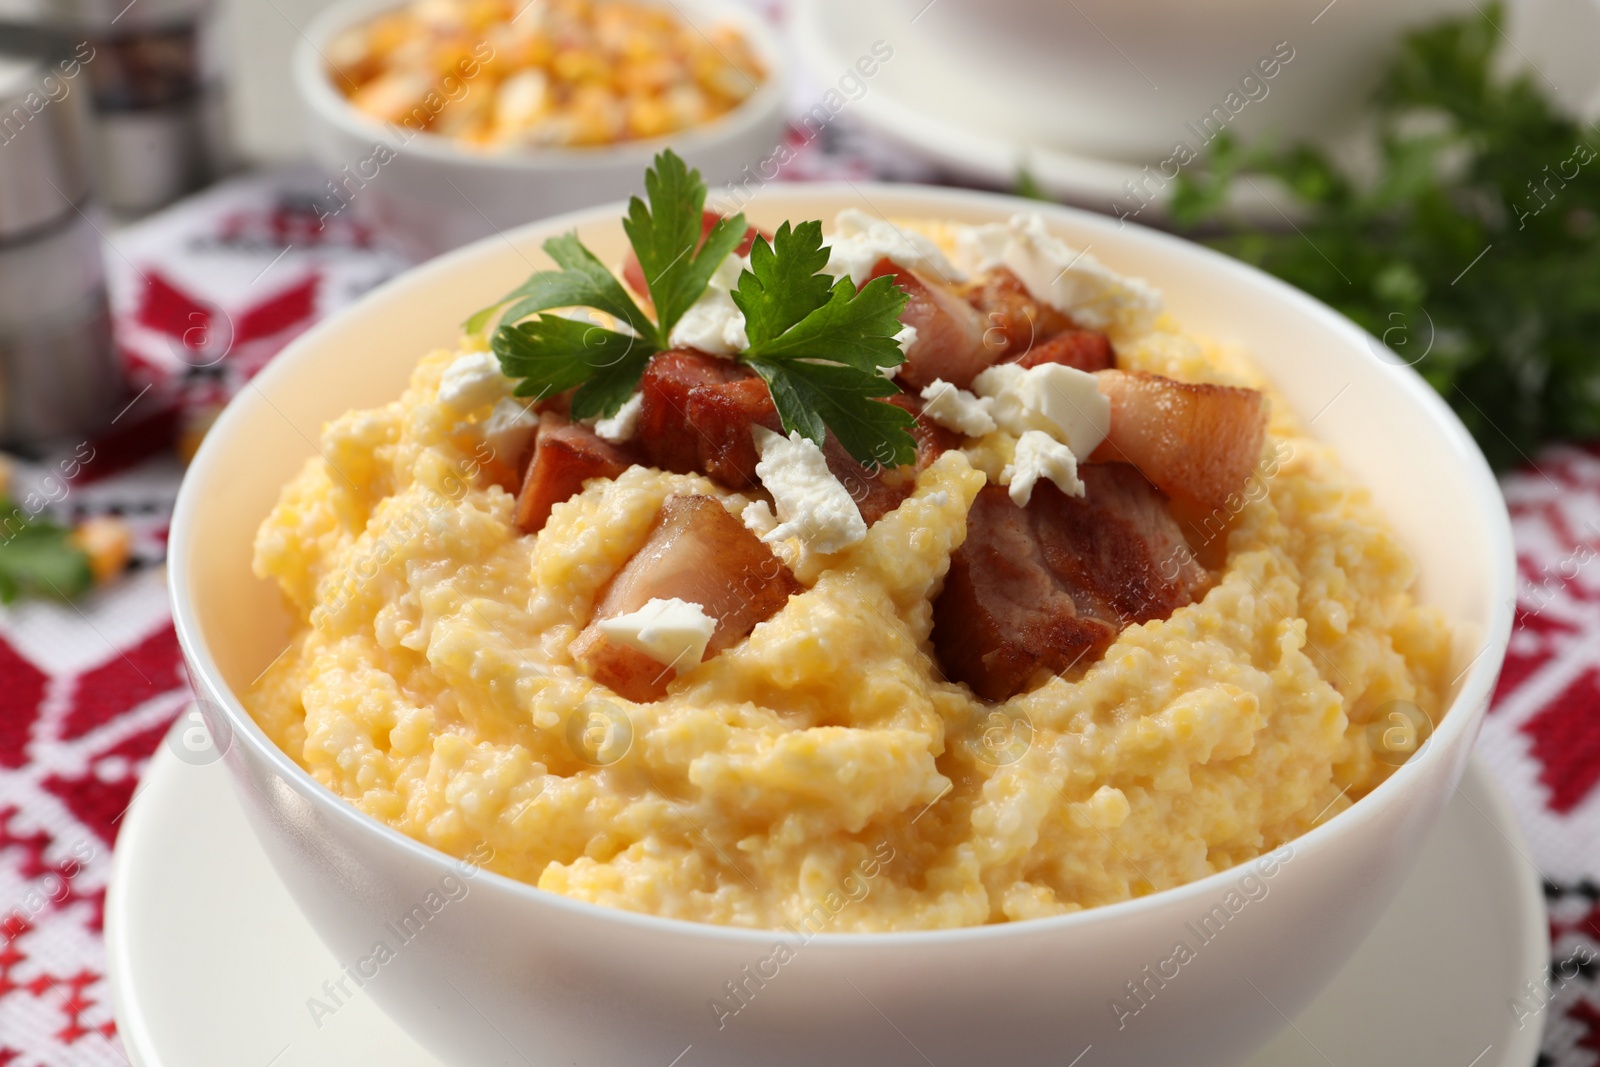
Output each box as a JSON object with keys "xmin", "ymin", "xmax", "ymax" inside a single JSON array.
[{"xmin": 248, "ymin": 221, "xmax": 1451, "ymax": 931}]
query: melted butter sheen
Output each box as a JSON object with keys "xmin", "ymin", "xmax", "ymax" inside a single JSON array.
[{"xmin": 249, "ymin": 293, "xmax": 1451, "ymax": 933}]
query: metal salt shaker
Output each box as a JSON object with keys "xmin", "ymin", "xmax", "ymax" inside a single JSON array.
[
  {"xmin": 0, "ymin": 51, "xmax": 119, "ymax": 447},
  {"xmin": 52, "ymin": 0, "xmax": 228, "ymax": 215}
]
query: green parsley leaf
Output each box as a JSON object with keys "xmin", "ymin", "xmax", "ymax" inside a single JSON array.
[
  {"xmin": 749, "ymin": 359, "xmax": 918, "ymax": 470},
  {"xmin": 1171, "ymin": 2, "xmax": 1600, "ymax": 470},
  {"xmin": 0, "ymin": 500, "xmax": 93, "ymax": 604},
  {"xmin": 734, "ymin": 220, "xmax": 916, "ymax": 467},
  {"xmin": 464, "ymin": 232, "xmax": 658, "ymax": 343},
  {"xmin": 1013, "ymin": 167, "xmax": 1050, "ymax": 202},
  {"xmin": 623, "ymin": 150, "xmax": 748, "ymax": 339},
  {"xmin": 570, "ymin": 345, "xmax": 654, "ymax": 420},
  {"xmin": 746, "ymin": 275, "xmax": 911, "ymax": 373},
  {"xmin": 493, "ymin": 317, "xmax": 652, "ymax": 415},
  {"xmin": 731, "ymin": 220, "xmax": 836, "ymax": 340}
]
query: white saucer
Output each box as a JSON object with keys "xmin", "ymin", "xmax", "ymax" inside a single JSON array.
[{"xmin": 107, "ymin": 728, "xmax": 1549, "ymax": 1066}]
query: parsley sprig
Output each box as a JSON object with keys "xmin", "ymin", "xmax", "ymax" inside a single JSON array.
[
  {"xmin": 623, "ymin": 156, "xmax": 749, "ymax": 339},
  {"xmin": 466, "ymin": 150, "xmax": 918, "ymax": 468},
  {"xmin": 736, "ymin": 221, "xmax": 916, "ymax": 467}
]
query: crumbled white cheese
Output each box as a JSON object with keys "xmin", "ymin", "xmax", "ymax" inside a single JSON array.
[
  {"xmin": 953, "ymin": 222, "xmax": 1011, "ymax": 273},
  {"xmin": 972, "ymin": 362, "xmax": 1109, "ymax": 457},
  {"xmin": 481, "ymin": 397, "xmax": 538, "ymax": 461},
  {"xmin": 879, "ymin": 323, "xmax": 918, "ymax": 378},
  {"xmin": 597, "ymin": 597, "xmax": 717, "ymax": 670},
  {"xmin": 952, "ymin": 212, "xmax": 1162, "ymax": 334},
  {"xmin": 825, "ymin": 208, "xmax": 964, "ymax": 287},
  {"xmin": 751, "ymin": 426, "xmax": 867, "ymax": 555},
  {"xmin": 592, "ymin": 392, "xmax": 643, "ymax": 443},
  {"xmin": 894, "ymin": 323, "xmax": 918, "ymax": 353},
  {"xmin": 667, "ymin": 253, "xmax": 748, "ymax": 356},
  {"xmin": 1005, "ymin": 430, "xmax": 1085, "ymax": 506},
  {"xmin": 741, "ymin": 498, "xmax": 778, "ymax": 537},
  {"xmin": 439, "ymin": 351, "xmax": 510, "ymax": 412},
  {"xmin": 919, "ymin": 378, "xmax": 997, "ymax": 437}
]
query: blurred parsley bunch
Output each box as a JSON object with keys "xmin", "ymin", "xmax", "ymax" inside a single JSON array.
[
  {"xmin": 1172, "ymin": 3, "xmax": 1600, "ymax": 471},
  {"xmin": 0, "ymin": 500, "xmax": 92, "ymax": 604}
]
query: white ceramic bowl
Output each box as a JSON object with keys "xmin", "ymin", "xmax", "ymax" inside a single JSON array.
[
  {"xmin": 293, "ymin": 0, "xmax": 788, "ymax": 257},
  {"xmin": 169, "ymin": 185, "xmax": 1514, "ymax": 1067},
  {"xmin": 849, "ymin": 0, "xmax": 1471, "ymax": 162}
]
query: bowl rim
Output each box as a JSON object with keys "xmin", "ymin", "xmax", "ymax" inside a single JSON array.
[
  {"xmin": 292, "ymin": 0, "xmax": 790, "ymax": 173},
  {"xmin": 169, "ymin": 180, "xmax": 1516, "ymax": 948}
]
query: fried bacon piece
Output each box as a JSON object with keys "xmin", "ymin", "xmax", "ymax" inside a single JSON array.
[
  {"xmin": 687, "ymin": 375, "xmax": 779, "ymax": 489},
  {"xmin": 622, "ymin": 211, "xmax": 765, "ymax": 306},
  {"xmin": 934, "ymin": 487, "xmax": 1110, "ymax": 702},
  {"xmin": 480, "ymin": 453, "xmax": 525, "ymax": 495},
  {"xmin": 636, "ymin": 349, "xmax": 753, "ymax": 476},
  {"xmin": 572, "ymin": 494, "xmax": 801, "ymax": 701},
  {"xmin": 866, "ymin": 258, "xmax": 990, "ymax": 391},
  {"xmin": 1091, "ymin": 370, "xmax": 1268, "ymax": 511},
  {"xmin": 634, "ymin": 349, "xmax": 930, "ymax": 525},
  {"xmin": 829, "ymin": 443, "xmax": 910, "ymax": 527},
  {"xmin": 1031, "ymin": 464, "xmax": 1210, "ymax": 624},
  {"xmin": 535, "ymin": 391, "xmax": 571, "ymax": 418},
  {"xmin": 514, "ymin": 415, "xmax": 637, "ymax": 534},
  {"xmin": 887, "ymin": 393, "xmax": 960, "ymax": 471},
  {"xmin": 932, "ymin": 465, "xmax": 1210, "ymax": 701},
  {"xmin": 963, "ymin": 267, "xmax": 1079, "ymax": 360},
  {"xmin": 1012, "ymin": 329, "xmax": 1115, "ymax": 373},
  {"xmin": 451, "ymin": 426, "xmax": 530, "ymax": 494},
  {"xmin": 637, "ymin": 350, "xmax": 775, "ymax": 488}
]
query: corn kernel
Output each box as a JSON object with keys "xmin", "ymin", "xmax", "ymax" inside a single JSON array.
[
  {"xmin": 435, "ymin": 85, "xmax": 492, "ymax": 136},
  {"xmin": 326, "ymin": 28, "xmax": 376, "ymax": 79},
  {"xmin": 625, "ymin": 92, "xmax": 673, "ymax": 139},
  {"xmin": 662, "ymin": 83, "xmax": 706, "ymax": 128},
  {"xmin": 551, "ymin": 47, "xmax": 607, "ymax": 84},
  {"xmin": 71, "ymin": 517, "xmax": 133, "ymax": 585},
  {"xmin": 350, "ymin": 69, "xmax": 434, "ymax": 124},
  {"xmin": 697, "ymin": 62, "xmax": 756, "ymax": 103},
  {"xmin": 412, "ymin": 0, "xmax": 464, "ymax": 31},
  {"xmin": 615, "ymin": 55, "xmax": 680, "ymax": 95},
  {"xmin": 432, "ymin": 40, "xmax": 472, "ymax": 76},
  {"xmin": 565, "ymin": 84, "xmax": 623, "ymax": 144},
  {"xmin": 495, "ymin": 68, "xmax": 548, "ymax": 130},
  {"xmin": 464, "ymin": 0, "xmax": 505, "ymax": 32},
  {"xmin": 368, "ymin": 14, "xmax": 414, "ymax": 56}
]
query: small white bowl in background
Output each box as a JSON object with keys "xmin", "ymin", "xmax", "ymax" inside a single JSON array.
[
  {"xmin": 293, "ymin": 0, "xmax": 789, "ymax": 257},
  {"xmin": 789, "ymin": 0, "xmax": 1486, "ymax": 215},
  {"xmin": 169, "ymin": 184, "xmax": 1513, "ymax": 1067},
  {"xmin": 845, "ymin": 0, "xmax": 1470, "ymax": 163}
]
